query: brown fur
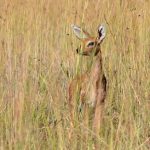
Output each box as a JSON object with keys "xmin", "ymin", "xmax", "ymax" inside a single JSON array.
[{"xmin": 68, "ymin": 25, "xmax": 107, "ymax": 149}]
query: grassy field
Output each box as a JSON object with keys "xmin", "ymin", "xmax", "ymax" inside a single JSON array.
[{"xmin": 0, "ymin": 0, "xmax": 150, "ymax": 149}]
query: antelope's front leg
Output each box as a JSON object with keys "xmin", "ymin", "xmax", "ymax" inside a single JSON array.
[{"xmin": 92, "ymin": 88, "xmax": 106, "ymax": 149}]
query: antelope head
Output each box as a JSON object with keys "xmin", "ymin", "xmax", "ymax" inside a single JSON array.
[{"xmin": 71, "ymin": 24, "xmax": 106, "ymax": 56}]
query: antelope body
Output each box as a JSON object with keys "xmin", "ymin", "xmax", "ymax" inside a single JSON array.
[{"xmin": 68, "ymin": 24, "xmax": 107, "ymax": 149}]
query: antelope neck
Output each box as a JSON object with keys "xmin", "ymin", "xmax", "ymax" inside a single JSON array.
[{"xmin": 86, "ymin": 49, "xmax": 103, "ymax": 73}]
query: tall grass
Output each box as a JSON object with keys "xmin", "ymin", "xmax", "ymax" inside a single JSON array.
[{"xmin": 0, "ymin": 0, "xmax": 150, "ymax": 149}]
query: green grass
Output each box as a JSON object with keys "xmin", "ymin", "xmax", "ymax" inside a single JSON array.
[{"xmin": 0, "ymin": 0, "xmax": 150, "ymax": 149}]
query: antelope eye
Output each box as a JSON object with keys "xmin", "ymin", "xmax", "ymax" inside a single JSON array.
[{"xmin": 87, "ymin": 42, "xmax": 95, "ymax": 47}]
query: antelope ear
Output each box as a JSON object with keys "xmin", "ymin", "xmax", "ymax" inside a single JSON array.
[
  {"xmin": 97, "ymin": 24, "xmax": 106, "ymax": 43},
  {"xmin": 71, "ymin": 24, "xmax": 91, "ymax": 40}
]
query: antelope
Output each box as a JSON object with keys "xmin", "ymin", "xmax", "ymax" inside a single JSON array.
[{"xmin": 68, "ymin": 24, "xmax": 107, "ymax": 149}]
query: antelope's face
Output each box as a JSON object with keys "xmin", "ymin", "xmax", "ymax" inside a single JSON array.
[{"xmin": 71, "ymin": 24, "xmax": 106, "ymax": 56}]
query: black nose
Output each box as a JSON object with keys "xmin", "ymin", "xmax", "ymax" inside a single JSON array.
[{"xmin": 76, "ymin": 48, "xmax": 79, "ymax": 53}]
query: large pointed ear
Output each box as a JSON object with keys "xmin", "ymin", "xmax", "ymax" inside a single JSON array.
[
  {"xmin": 71, "ymin": 24, "xmax": 91, "ymax": 40},
  {"xmin": 97, "ymin": 24, "xmax": 106, "ymax": 44}
]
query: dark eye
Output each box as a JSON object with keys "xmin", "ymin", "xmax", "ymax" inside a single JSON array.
[{"xmin": 87, "ymin": 42, "xmax": 95, "ymax": 47}]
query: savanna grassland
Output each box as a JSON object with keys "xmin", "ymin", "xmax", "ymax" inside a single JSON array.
[{"xmin": 0, "ymin": 0, "xmax": 150, "ymax": 149}]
